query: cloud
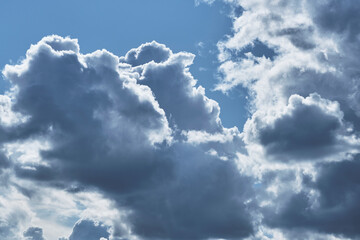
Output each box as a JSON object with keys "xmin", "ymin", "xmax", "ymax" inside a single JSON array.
[
  {"xmin": 0, "ymin": 179, "xmax": 32, "ymax": 240},
  {"xmin": 2, "ymin": 0, "xmax": 359, "ymax": 237},
  {"xmin": 3, "ymin": 35, "xmax": 173, "ymax": 194},
  {"xmin": 120, "ymin": 143, "xmax": 254, "ymax": 240},
  {"xmin": 262, "ymin": 156, "xmax": 360, "ymax": 238},
  {"xmin": 68, "ymin": 220, "xmax": 110, "ymax": 240},
  {"xmin": 195, "ymin": 0, "xmax": 216, "ymax": 6},
  {"xmin": 244, "ymin": 93, "xmax": 359, "ymax": 161},
  {"xmin": 23, "ymin": 227, "xmax": 45, "ymax": 240},
  {"xmin": 0, "ymin": 35, "xmax": 255, "ymax": 240},
  {"xmin": 310, "ymin": 0, "xmax": 360, "ymax": 39},
  {"xmin": 137, "ymin": 43, "xmax": 223, "ymax": 133},
  {"xmin": 216, "ymin": 0, "xmax": 360, "ymax": 123},
  {"xmin": 0, "ymin": 151, "xmax": 10, "ymax": 171},
  {"xmin": 0, "ymin": 209, "xmax": 29, "ymax": 240},
  {"xmin": 120, "ymin": 41, "xmax": 171, "ymax": 67},
  {"xmin": 214, "ymin": 0, "xmax": 360, "ymax": 238}
]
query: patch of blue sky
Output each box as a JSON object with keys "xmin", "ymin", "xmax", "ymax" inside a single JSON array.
[{"xmin": 0, "ymin": 0, "xmax": 251, "ymax": 128}]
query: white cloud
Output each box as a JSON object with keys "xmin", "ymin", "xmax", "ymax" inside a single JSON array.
[
  {"xmin": 215, "ymin": 0, "xmax": 360, "ymax": 238},
  {"xmin": 195, "ymin": 0, "xmax": 216, "ymax": 7}
]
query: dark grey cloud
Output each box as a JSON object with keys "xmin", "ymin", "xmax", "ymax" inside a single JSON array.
[
  {"xmin": 245, "ymin": 93, "xmax": 356, "ymax": 161},
  {"xmin": 260, "ymin": 104, "xmax": 339, "ymax": 159},
  {"xmin": 3, "ymin": 36, "xmax": 173, "ymax": 195},
  {"xmin": 262, "ymin": 156, "xmax": 360, "ymax": 238},
  {"xmin": 276, "ymin": 26, "xmax": 316, "ymax": 50},
  {"xmin": 0, "ymin": 151, "xmax": 10, "ymax": 171},
  {"xmin": 23, "ymin": 227, "xmax": 45, "ymax": 240},
  {"xmin": 1, "ymin": 36, "xmax": 255, "ymax": 240},
  {"xmin": 14, "ymin": 164, "xmax": 57, "ymax": 182},
  {"xmin": 310, "ymin": 0, "xmax": 360, "ymax": 40},
  {"xmin": 259, "ymin": 99, "xmax": 339, "ymax": 159},
  {"xmin": 119, "ymin": 143, "xmax": 254, "ymax": 240}
]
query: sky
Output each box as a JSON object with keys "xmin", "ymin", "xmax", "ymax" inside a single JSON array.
[
  {"xmin": 1, "ymin": 0, "xmax": 360, "ymax": 240},
  {"xmin": 0, "ymin": 0, "xmax": 247, "ymax": 128}
]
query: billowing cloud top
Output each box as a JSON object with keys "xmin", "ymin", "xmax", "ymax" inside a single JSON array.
[
  {"xmin": 0, "ymin": 34, "xmax": 251, "ymax": 240},
  {"xmin": 1, "ymin": 0, "xmax": 360, "ymax": 239}
]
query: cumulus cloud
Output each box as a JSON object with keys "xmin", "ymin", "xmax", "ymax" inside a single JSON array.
[
  {"xmin": 215, "ymin": 0, "xmax": 360, "ymax": 238},
  {"xmin": 3, "ymin": 35, "xmax": 173, "ymax": 193},
  {"xmin": 0, "ymin": 35, "xmax": 254, "ymax": 240},
  {"xmin": 1, "ymin": 1, "xmax": 360, "ymax": 238},
  {"xmin": 244, "ymin": 93, "xmax": 359, "ymax": 161},
  {"xmin": 136, "ymin": 43, "xmax": 223, "ymax": 133}
]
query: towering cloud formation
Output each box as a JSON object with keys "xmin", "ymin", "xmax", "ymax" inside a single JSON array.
[{"xmin": 0, "ymin": 35, "xmax": 254, "ymax": 240}]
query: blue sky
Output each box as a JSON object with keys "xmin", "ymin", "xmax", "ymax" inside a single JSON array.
[
  {"xmin": 1, "ymin": 1, "xmax": 360, "ymax": 240},
  {"xmin": 0, "ymin": 0, "xmax": 248, "ymax": 128}
]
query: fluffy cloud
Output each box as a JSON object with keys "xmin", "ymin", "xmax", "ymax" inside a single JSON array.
[
  {"xmin": 0, "ymin": 35, "xmax": 254, "ymax": 240},
  {"xmin": 215, "ymin": 0, "xmax": 360, "ymax": 238},
  {"xmin": 1, "ymin": 0, "xmax": 360, "ymax": 238},
  {"xmin": 133, "ymin": 42, "xmax": 222, "ymax": 133},
  {"xmin": 244, "ymin": 93, "xmax": 359, "ymax": 161},
  {"xmin": 217, "ymin": 0, "xmax": 360, "ymax": 121},
  {"xmin": 3, "ymin": 36, "xmax": 173, "ymax": 193}
]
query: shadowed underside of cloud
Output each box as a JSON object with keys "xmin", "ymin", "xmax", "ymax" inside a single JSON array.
[
  {"xmin": 245, "ymin": 93, "xmax": 358, "ymax": 161},
  {"xmin": 263, "ymin": 156, "xmax": 360, "ymax": 238},
  {"xmin": 121, "ymin": 144, "xmax": 254, "ymax": 240}
]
